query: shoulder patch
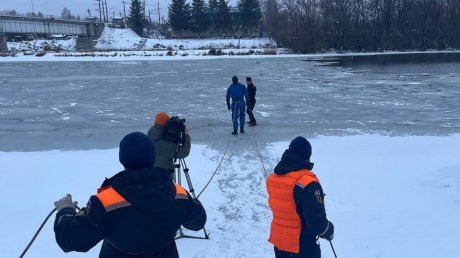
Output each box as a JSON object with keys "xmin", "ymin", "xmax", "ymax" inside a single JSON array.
[
  {"xmin": 314, "ymin": 189, "xmax": 324, "ymax": 204},
  {"xmin": 96, "ymin": 187, "xmax": 132, "ymax": 212},
  {"xmin": 174, "ymin": 183, "xmax": 189, "ymax": 200}
]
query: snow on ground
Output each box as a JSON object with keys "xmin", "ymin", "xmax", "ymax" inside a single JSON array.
[
  {"xmin": 7, "ymin": 38, "xmax": 77, "ymax": 52},
  {"xmin": 1, "ymin": 134, "xmax": 459, "ymax": 258},
  {"xmin": 143, "ymin": 37, "xmax": 274, "ymax": 50},
  {"xmin": 94, "ymin": 28, "xmax": 145, "ymax": 50},
  {"xmin": 8, "ymin": 27, "xmax": 276, "ymax": 56},
  {"xmin": 94, "ymin": 28, "xmax": 274, "ymax": 51}
]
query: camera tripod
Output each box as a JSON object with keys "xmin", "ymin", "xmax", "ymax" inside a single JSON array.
[{"xmin": 173, "ymin": 153, "xmax": 210, "ymax": 240}]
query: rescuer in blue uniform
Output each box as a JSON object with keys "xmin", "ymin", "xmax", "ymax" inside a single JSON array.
[{"xmin": 226, "ymin": 76, "xmax": 250, "ymax": 135}]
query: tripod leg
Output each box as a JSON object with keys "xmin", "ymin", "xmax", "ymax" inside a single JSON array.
[
  {"xmin": 180, "ymin": 159, "xmax": 210, "ymax": 239},
  {"xmin": 181, "ymin": 159, "xmax": 196, "ymax": 198}
]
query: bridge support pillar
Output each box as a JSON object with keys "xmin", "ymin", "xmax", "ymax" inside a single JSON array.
[
  {"xmin": 0, "ymin": 37, "xmax": 8, "ymax": 53},
  {"xmin": 76, "ymin": 38, "xmax": 97, "ymax": 51}
]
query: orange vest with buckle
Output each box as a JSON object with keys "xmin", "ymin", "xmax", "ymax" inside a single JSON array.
[{"xmin": 266, "ymin": 169, "xmax": 320, "ymax": 254}]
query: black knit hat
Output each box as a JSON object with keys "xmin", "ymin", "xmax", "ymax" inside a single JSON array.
[
  {"xmin": 232, "ymin": 76, "xmax": 238, "ymax": 83},
  {"xmin": 119, "ymin": 132, "xmax": 156, "ymax": 169},
  {"xmin": 246, "ymin": 77, "xmax": 252, "ymax": 82},
  {"xmin": 289, "ymin": 136, "xmax": 312, "ymax": 160}
]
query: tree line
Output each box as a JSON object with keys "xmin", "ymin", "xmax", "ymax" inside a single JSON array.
[
  {"xmin": 263, "ymin": 0, "xmax": 460, "ymax": 53},
  {"xmin": 127, "ymin": 0, "xmax": 262, "ymax": 37},
  {"xmin": 168, "ymin": 0, "xmax": 263, "ymax": 37}
]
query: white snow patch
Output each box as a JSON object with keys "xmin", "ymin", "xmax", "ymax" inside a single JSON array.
[
  {"xmin": 256, "ymin": 111, "xmax": 270, "ymax": 117},
  {"xmin": 1, "ymin": 136, "xmax": 460, "ymax": 257}
]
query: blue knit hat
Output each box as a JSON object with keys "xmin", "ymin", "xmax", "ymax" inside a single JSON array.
[
  {"xmin": 119, "ymin": 132, "xmax": 156, "ymax": 169},
  {"xmin": 289, "ymin": 136, "xmax": 312, "ymax": 160}
]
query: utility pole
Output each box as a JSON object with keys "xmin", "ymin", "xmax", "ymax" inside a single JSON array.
[
  {"xmin": 105, "ymin": 0, "xmax": 109, "ymax": 22},
  {"xmin": 96, "ymin": 0, "xmax": 102, "ymax": 21},
  {"xmin": 30, "ymin": 0, "xmax": 35, "ymax": 14},
  {"xmin": 121, "ymin": 0, "xmax": 127, "ymax": 19},
  {"xmin": 103, "ymin": 0, "xmax": 107, "ymax": 22},
  {"xmin": 158, "ymin": 2, "xmax": 160, "ymax": 24},
  {"xmin": 149, "ymin": 2, "xmax": 161, "ymax": 24}
]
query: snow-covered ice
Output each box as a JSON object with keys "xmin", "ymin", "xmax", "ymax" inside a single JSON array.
[
  {"xmin": 0, "ymin": 55, "xmax": 459, "ymax": 258},
  {"xmin": 1, "ymin": 135, "xmax": 459, "ymax": 257}
]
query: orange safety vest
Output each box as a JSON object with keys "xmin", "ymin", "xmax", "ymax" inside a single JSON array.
[{"xmin": 266, "ymin": 169, "xmax": 320, "ymax": 254}]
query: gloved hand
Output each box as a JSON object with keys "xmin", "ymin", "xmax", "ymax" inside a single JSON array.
[
  {"xmin": 54, "ymin": 194, "xmax": 77, "ymax": 212},
  {"xmin": 227, "ymin": 105, "xmax": 231, "ymax": 110},
  {"xmin": 319, "ymin": 221, "xmax": 334, "ymax": 241}
]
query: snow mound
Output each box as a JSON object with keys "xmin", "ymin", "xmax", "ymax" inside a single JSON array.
[
  {"xmin": 94, "ymin": 28, "xmax": 276, "ymax": 51},
  {"xmin": 95, "ymin": 28, "xmax": 146, "ymax": 50}
]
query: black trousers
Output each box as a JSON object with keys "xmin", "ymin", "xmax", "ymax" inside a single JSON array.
[
  {"xmin": 246, "ymin": 100, "xmax": 257, "ymax": 124},
  {"xmin": 274, "ymin": 243, "xmax": 321, "ymax": 258}
]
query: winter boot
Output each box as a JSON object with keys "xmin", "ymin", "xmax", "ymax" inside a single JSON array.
[
  {"xmin": 232, "ymin": 129, "xmax": 238, "ymax": 135},
  {"xmin": 240, "ymin": 128, "xmax": 245, "ymax": 133}
]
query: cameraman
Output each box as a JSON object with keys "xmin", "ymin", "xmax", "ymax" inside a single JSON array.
[{"xmin": 147, "ymin": 112, "xmax": 191, "ymax": 171}]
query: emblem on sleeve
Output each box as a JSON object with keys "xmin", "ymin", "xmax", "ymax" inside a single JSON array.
[
  {"xmin": 76, "ymin": 202, "xmax": 91, "ymax": 216},
  {"xmin": 314, "ymin": 190, "xmax": 324, "ymax": 204}
]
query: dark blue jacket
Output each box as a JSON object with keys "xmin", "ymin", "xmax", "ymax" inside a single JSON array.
[
  {"xmin": 226, "ymin": 83, "xmax": 250, "ymax": 107},
  {"xmin": 273, "ymin": 149, "xmax": 331, "ymax": 258},
  {"xmin": 54, "ymin": 167, "xmax": 206, "ymax": 258}
]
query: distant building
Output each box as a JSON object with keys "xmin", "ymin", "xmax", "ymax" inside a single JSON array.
[
  {"xmin": 112, "ymin": 17, "xmax": 125, "ymax": 28},
  {"xmin": 85, "ymin": 16, "xmax": 98, "ymax": 22}
]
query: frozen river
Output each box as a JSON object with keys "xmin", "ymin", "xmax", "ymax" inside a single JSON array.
[{"xmin": 1, "ymin": 56, "xmax": 459, "ymax": 151}]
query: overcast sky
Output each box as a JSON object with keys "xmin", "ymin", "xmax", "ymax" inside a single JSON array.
[
  {"xmin": 0, "ymin": 0, "xmax": 173, "ymax": 19},
  {"xmin": 1, "ymin": 0, "xmax": 239, "ymax": 20}
]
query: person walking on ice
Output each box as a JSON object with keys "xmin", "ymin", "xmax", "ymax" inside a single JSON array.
[
  {"xmin": 245, "ymin": 77, "xmax": 257, "ymax": 126},
  {"xmin": 226, "ymin": 76, "xmax": 250, "ymax": 135},
  {"xmin": 266, "ymin": 136, "xmax": 334, "ymax": 258}
]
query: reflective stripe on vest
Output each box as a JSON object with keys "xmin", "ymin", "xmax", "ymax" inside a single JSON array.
[
  {"xmin": 174, "ymin": 183, "xmax": 189, "ymax": 200},
  {"xmin": 96, "ymin": 186, "xmax": 132, "ymax": 212},
  {"xmin": 266, "ymin": 169, "xmax": 320, "ymax": 253}
]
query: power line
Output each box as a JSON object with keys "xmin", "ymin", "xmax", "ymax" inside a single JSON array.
[{"xmin": 121, "ymin": 0, "xmax": 127, "ymax": 19}]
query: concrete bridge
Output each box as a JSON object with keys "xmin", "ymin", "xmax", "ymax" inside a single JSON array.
[{"xmin": 0, "ymin": 14, "xmax": 103, "ymax": 39}]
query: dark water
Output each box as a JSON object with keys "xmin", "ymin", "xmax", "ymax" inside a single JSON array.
[
  {"xmin": 0, "ymin": 56, "xmax": 459, "ymax": 151},
  {"xmin": 304, "ymin": 51, "xmax": 460, "ymax": 66}
]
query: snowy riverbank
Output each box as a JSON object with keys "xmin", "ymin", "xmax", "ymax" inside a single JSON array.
[{"xmin": 4, "ymin": 27, "xmax": 278, "ymax": 61}]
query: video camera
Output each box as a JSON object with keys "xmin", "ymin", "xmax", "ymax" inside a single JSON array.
[{"xmin": 163, "ymin": 116, "xmax": 186, "ymax": 143}]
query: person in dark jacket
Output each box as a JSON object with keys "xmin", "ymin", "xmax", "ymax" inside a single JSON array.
[
  {"xmin": 266, "ymin": 136, "xmax": 334, "ymax": 258},
  {"xmin": 147, "ymin": 112, "xmax": 191, "ymax": 172},
  {"xmin": 53, "ymin": 132, "xmax": 206, "ymax": 258},
  {"xmin": 245, "ymin": 77, "xmax": 257, "ymax": 126},
  {"xmin": 226, "ymin": 76, "xmax": 250, "ymax": 135}
]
